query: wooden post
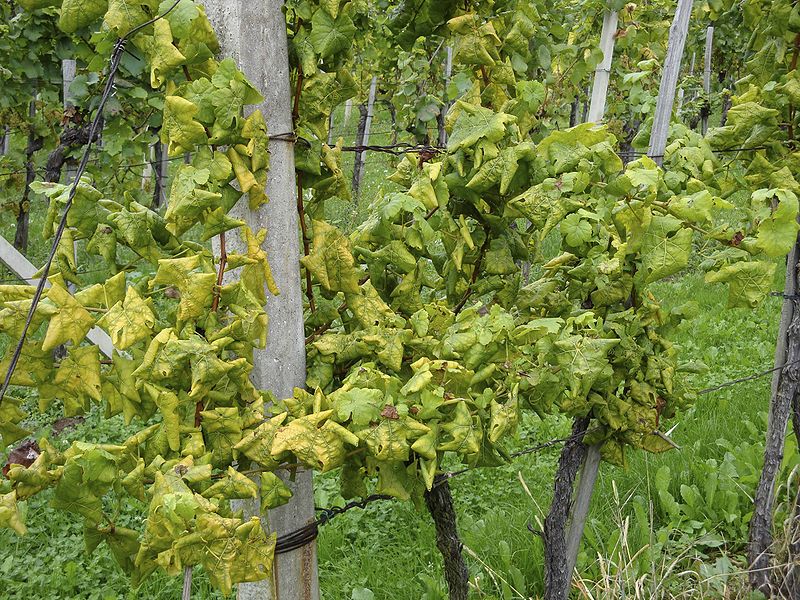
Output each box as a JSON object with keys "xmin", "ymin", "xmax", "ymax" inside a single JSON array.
[
  {"xmin": 327, "ymin": 110, "xmax": 335, "ymax": 145},
  {"xmin": 701, "ymin": 26, "xmax": 714, "ymax": 136},
  {"xmin": 204, "ymin": 2, "xmax": 317, "ymax": 599},
  {"xmin": 150, "ymin": 141, "xmax": 168, "ymax": 208},
  {"xmin": 543, "ymin": 417, "xmax": 592, "ymax": 600},
  {"xmin": 749, "ymin": 235, "xmax": 800, "ymax": 596},
  {"xmin": 564, "ymin": 446, "xmax": 601, "ymax": 579},
  {"xmin": 62, "ymin": 60, "xmax": 79, "ymax": 291},
  {"xmin": 677, "ymin": 52, "xmax": 695, "ymax": 114},
  {"xmin": 550, "ymin": 13, "xmax": 621, "ymax": 587},
  {"xmin": 343, "ymin": 99, "xmax": 352, "ymax": 126},
  {"xmin": 438, "ymin": 46, "xmax": 453, "ymax": 146},
  {"xmin": 587, "ymin": 10, "xmax": 618, "ymax": 124},
  {"xmin": 352, "ymin": 76, "xmax": 377, "ymax": 199},
  {"xmin": 182, "ymin": 565, "xmax": 193, "ymax": 600},
  {"xmin": 647, "ymin": 0, "xmax": 693, "ymax": 166},
  {"xmin": 0, "ymin": 126, "xmax": 8, "ymax": 156},
  {"xmin": 0, "ymin": 235, "xmax": 113, "ymax": 357}
]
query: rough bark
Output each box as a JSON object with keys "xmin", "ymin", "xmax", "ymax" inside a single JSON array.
[
  {"xmin": 543, "ymin": 416, "xmax": 591, "ymax": 600},
  {"xmin": 569, "ymin": 95, "xmax": 580, "ymax": 128},
  {"xmin": 15, "ymin": 111, "xmax": 42, "ymax": 254},
  {"xmin": 44, "ymin": 124, "xmax": 100, "ymax": 183},
  {"xmin": 720, "ymin": 92, "xmax": 732, "ymax": 127},
  {"xmin": 152, "ymin": 141, "xmax": 166, "ymax": 209},
  {"xmin": 749, "ymin": 235, "xmax": 800, "ymax": 597},
  {"xmin": 425, "ymin": 477, "xmax": 469, "ymax": 600}
]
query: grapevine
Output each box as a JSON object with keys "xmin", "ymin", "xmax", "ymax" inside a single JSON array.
[{"xmin": 0, "ymin": 0, "xmax": 799, "ymax": 597}]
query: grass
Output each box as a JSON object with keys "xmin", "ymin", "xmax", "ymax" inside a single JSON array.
[{"xmin": 0, "ymin": 108, "xmax": 794, "ymax": 599}]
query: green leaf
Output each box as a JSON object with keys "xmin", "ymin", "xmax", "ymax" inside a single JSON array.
[
  {"xmin": 554, "ymin": 336, "xmax": 618, "ymax": 404},
  {"xmin": 201, "ymin": 467, "xmax": 259, "ymax": 500},
  {"xmin": 309, "ymin": 8, "xmax": 356, "ymax": 59},
  {"xmin": 42, "ymin": 283, "xmax": 96, "ymax": 352},
  {"xmin": 705, "ymin": 260, "xmax": 776, "ymax": 308},
  {"xmin": 330, "ymin": 387, "xmax": 384, "ymax": 426},
  {"xmin": 59, "ymin": 0, "xmax": 108, "ymax": 33},
  {"xmin": 355, "ymin": 414, "xmax": 430, "ymax": 462},
  {"xmin": 0, "ymin": 397, "xmax": 30, "ymax": 447},
  {"xmin": 753, "ymin": 189, "xmax": 800, "ymax": 258},
  {"xmin": 162, "ymin": 96, "xmax": 208, "ymax": 156},
  {"xmin": 271, "ymin": 411, "xmax": 358, "ymax": 472},
  {"xmin": 147, "ymin": 18, "xmax": 187, "ymax": 87},
  {"xmin": 301, "ymin": 220, "xmax": 361, "ymax": 293},
  {"xmin": 105, "ymin": 0, "xmax": 159, "ymax": 36},
  {"xmin": 260, "ymin": 472, "xmax": 293, "ymax": 511},
  {"xmin": 97, "ymin": 286, "xmax": 156, "ymax": 350},
  {"xmin": 447, "ymin": 102, "xmax": 514, "ymax": 153},
  {"xmin": 637, "ymin": 216, "xmax": 693, "ymax": 284},
  {"xmin": 0, "ymin": 492, "xmax": 26, "ymax": 535},
  {"xmin": 438, "ymin": 402, "xmax": 481, "ymax": 455},
  {"xmin": 233, "ymin": 413, "xmax": 287, "ymax": 469}
]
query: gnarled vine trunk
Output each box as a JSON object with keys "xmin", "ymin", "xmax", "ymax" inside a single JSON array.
[
  {"xmin": 425, "ymin": 477, "xmax": 469, "ymax": 600},
  {"xmin": 543, "ymin": 416, "xmax": 591, "ymax": 600}
]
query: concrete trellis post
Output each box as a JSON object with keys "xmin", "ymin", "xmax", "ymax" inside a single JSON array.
[
  {"xmin": 204, "ymin": 2, "xmax": 318, "ymax": 599},
  {"xmin": 647, "ymin": 0, "xmax": 694, "ymax": 166}
]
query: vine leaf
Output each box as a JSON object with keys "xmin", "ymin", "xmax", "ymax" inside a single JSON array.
[
  {"xmin": 105, "ymin": 0, "xmax": 158, "ymax": 36},
  {"xmin": 637, "ymin": 216, "xmax": 692, "ymax": 285},
  {"xmin": 42, "ymin": 283, "xmax": 95, "ymax": 351},
  {"xmin": 260, "ymin": 472, "xmax": 293, "ymax": 511},
  {"xmin": 330, "ymin": 387, "xmax": 384, "ymax": 426},
  {"xmin": 233, "ymin": 413, "xmax": 287, "ymax": 469},
  {"xmin": 162, "ymin": 96, "xmax": 208, "ymax": 155},
  {"xmin": 753, "ymin": 189, "xmax": 800, "ymax": 258},
  {"xmin": 0, "ymin": 492, "xmax": 26, "ymax": 535},
  {"xmin": 49, "ymin": 346, "xmax": 103, "ymax": 416},
  {"xmin": 301, "ymin": 220, "xmax": 361, "ymax": 293},
  {"xmin": 97, "ymin": 286, "xmax": 156, "ymax": 350},
  {"xmin": 0, "ymin": 397, "xmax": 30, "ymax": 447},
  {"xmin": 58, "ymin": 0, "xmax": 108, "ymax": 32},
  {"xmin": 201, "ymin": 466, "xmax": 259, "ymax": 500},
  {"xmin": 447, "ymin": 101, "xmax": 514, "ymax": 152},
  {"xmin": 309, "ymin": 8, "xmax": 356, "ymax": 59},
  {"xmin": 438, "ymin": 401, "xmax": 481, "ymax": 455},
  {"xmin": 355, "ymin": 414, "xmax": 429, "ymax": 461},
  {"xmin": 271, "ymin": 410, "xmax": 359, "ymax": 472},
  {"xmin": 705, "ymin": 260, "xmax": 776, "ymax": 308}
]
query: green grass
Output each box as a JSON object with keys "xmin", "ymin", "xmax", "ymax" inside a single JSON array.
[{"xmin": 0, "ymin": 111, "xmax": 793, "ymax": 599}]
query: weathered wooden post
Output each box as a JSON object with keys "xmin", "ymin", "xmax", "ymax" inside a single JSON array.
[
  {"xmin": 701, "ymin": 26, "xmax": 714, "ymax": 135},
  {"xmin": 62, "ymin": 59, "xmax": 78, "ymax": 291},
  {"xmin": 648, "ymin": 0, "xmax": 693, "ymax": 166},
  {"xmin": 676, "ymin": 52, "xmax": 695, "ymax": 114},
  {"xmin": 438, "ymin": 46, "xmax": 453, "ymax": 146},
  {"xmin": 586, "ymin": 10, "xmax": 618, "ymax": 124},
  {"xmin": 749, "ymin": 234, "xmax": 800, "ymax": 597},
  {"xmin": 352, "ymin": 75, "xmax": 377, "ymax": 199},
  {"xmin": 204, "ymin": 2, "xmax": 318, "ymax": 599},
  {"xmin": 543, "ymin": 10, "xmax": 620, "ymax": 599}
]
